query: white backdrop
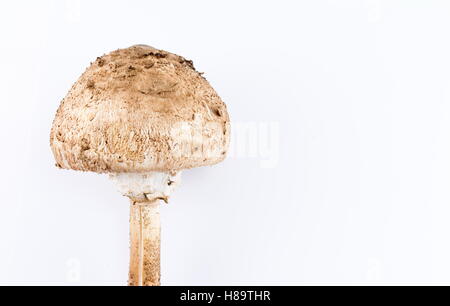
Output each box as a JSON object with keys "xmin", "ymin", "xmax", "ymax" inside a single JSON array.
[{"xmin": 2, "ymin": 0, "xmax": 450, "ymax": 285}]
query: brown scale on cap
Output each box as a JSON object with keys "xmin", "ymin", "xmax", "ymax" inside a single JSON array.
[{"xmin": 50, "ymin": 45, "xmax": 230, "ymax": 173}]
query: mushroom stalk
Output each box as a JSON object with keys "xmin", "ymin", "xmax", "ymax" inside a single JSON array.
[
  {"xmin": 109, "ymin": 171, "xmax": 181, "ymax": 286},
  {"xmin": 129, "ymin": 201, "xmax": 160, "ymax": 286}
]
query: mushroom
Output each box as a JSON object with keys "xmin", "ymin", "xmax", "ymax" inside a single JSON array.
[{"xmin": 50, "ymin": 45, "xmax": 230, "ymax": 286}]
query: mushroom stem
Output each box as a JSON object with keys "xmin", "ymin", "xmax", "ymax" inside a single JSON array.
[{"xmin": 128, "ymin": 201, "xmax": 161, "ymax": 286}]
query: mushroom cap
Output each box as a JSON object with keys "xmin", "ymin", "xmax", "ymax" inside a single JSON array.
[{"xmin": 50, "ymin": 45, "xmax": 230, "ymax": 173}]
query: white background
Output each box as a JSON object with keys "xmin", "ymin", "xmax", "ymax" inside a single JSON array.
[{"xmin": 1, "ymin": 0, "xmax": 450, "ymax": 285}]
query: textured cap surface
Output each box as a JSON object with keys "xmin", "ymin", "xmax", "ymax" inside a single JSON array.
[{"xmin": 50, "ymin": 45, "xmax": 230, "ymax": 173}]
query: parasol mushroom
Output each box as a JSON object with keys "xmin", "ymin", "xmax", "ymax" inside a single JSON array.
[{"xmin": 50, "ymin": 45, "xmax": 230, "ymax": 286}]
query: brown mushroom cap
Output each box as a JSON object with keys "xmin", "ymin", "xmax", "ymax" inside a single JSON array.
[{"xmin": 50, "ymin": 45, "xmax": 230, "ymax": 173}]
